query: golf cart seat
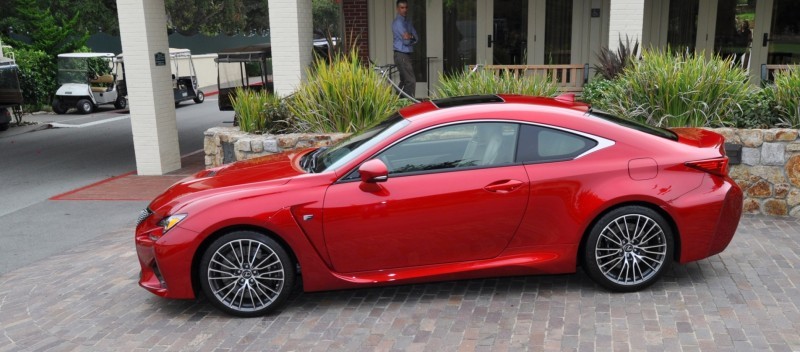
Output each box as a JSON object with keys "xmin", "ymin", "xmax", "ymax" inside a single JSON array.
[{"xmin": 90, "ymin": 74, "xmax": 114, "ymax": 92}]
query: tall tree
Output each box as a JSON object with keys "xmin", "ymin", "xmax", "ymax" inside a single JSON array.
[{"xmin": 3, "ymin": 0, "xmax": 89, "ymax": 55}]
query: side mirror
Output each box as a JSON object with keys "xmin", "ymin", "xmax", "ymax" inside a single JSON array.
[{"xmin": 359, "ymin": 159, "xmax": 389, "ymax": 183}]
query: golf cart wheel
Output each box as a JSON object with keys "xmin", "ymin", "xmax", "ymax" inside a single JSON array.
[
  {"xmin": 114, "ymin": 96, "xmax": 127, "ymax": 109},
  {"xmin": 199, "ymin": 231, "xmax": 295, "ymax": 317},
  {"xmin": 193, "ymin": 90, "xmax": 205, "ymax": 104},
  {"xmin": 77, "ymin": 99, "xmax": 94, "ymax": 114},
  {"xmin": 52, "ymin": 99, "xmax": 68, "ymax": 114}
]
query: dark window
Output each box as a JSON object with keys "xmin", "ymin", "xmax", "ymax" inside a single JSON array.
[
  {"xmin": 517, "ymin": 125, "xmax": 597, "ymax": 163},
  {"xmin": 376, "ymin": 122, "xmax": 519, "ymax": 176}
]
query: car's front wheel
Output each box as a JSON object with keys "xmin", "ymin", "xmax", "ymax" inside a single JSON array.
[
  {"xmin": 199, "ymin": 231, "xmax": 295, "ymax": 317},
  {"xmin": 583, "ymin": 206, "xmax": 673, "ymax": 292}
]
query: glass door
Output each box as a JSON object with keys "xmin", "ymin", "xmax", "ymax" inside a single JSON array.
[
  {"xmin": 666, "ymin": 0, "xmax": 699, "ymax": 53},
  {"xmin": 714, "ymin": 0, "xmax": 756, "ymax": 67},
  {"xmin": 443, "ymin": 0, "xmax": 477, "ymax": 75},
  {"xmin": 491, "ymin": 0, "xmax": 528, "ymax": 65},
  {"xmin": 768, "ymin": 0, "xmax": 800, "ymax": 65}
]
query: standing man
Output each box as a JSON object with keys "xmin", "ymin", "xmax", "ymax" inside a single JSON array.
[{"xmin": 392, "ymin": 0, "xmax": 418, "ymax": 99}]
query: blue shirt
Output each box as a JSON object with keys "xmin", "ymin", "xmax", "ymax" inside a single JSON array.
[{"xmin": 392, "ymin": 14, "xmax": 418, "ymax": 53}]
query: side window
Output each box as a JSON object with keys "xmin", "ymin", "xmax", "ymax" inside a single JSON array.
[
  {"xmin": 517, "ymin": 124, "xmax": 598, "ymax": 163},
  {"xmin": 377, "ymin": 122, "xmax": 519, "ymax": 175}
]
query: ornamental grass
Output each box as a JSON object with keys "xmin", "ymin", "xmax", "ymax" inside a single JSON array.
[
  {"xmin": 230, "ymin": 87, "xmax": 288, "ymax": 134},
  {"xmin": 433, "ymin": 68, "xmax": 558, "ymax": 99},
  {"xmin": 592, "ymin": 49, "xmax": 753, "ymax": 128},
  {"xmin": 286, "ymin": 50, "xmax": 406, "ymax": 133},
  {"xmin": 772, "ymin": 67, "xmax": 800, "ymax": 128}
]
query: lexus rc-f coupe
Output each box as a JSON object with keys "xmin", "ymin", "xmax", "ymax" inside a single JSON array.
[{"xmin": 135, "ymin": 94, "xmax": 743, "ymax": 317}]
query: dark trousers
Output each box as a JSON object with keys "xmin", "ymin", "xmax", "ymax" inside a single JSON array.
[{"xmin": 393, "ymin": 51, "xmax": 416, "ymax": 98}]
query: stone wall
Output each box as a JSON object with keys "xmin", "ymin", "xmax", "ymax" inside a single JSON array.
[
  {"xmin": 204, "ymin": 127, "xmax": 800, "ymax": 219},
  {"xmin": 709, "ymin": 128, "xmax": 800, "ymax": 218},
  {"xmin": 203, "ymin": 127, "xmax": 349, "ymax": 168}
]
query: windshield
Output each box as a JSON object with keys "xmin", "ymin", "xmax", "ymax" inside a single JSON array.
[
  {"xmin": 305, "ymin": 114, "xmax": 409, "ymax": 173},
  {"xmin": 57, "ymin": 56, "xmax": 113, "ymax": 84}
]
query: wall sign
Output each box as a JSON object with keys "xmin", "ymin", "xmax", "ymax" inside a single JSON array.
[{"xmin": 154, "ymin": 52, "xmax": 166, "ymax": 66}]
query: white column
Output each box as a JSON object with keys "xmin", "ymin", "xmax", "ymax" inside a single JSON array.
[
  {"xmin": 268, "ymin": 0, "xmax": 314, "ymax": 97},
  {"xmin": 117, "ymin": 0, "xmax": 181, "ymax": 175},
  {"xmin": 608, "ymin": 0, "xmax": 645, "ymax": 53}
]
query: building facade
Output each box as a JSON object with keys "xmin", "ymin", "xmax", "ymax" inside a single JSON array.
[{"xmin": 343, "ymin": 0, "xmax": 799, "ymax": 96}]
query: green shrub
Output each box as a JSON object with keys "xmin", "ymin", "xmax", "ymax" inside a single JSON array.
[
  {"xmin": 772, "ymin": 68, "xmax": 800, "ymax": 128},
  {"xmin": 6, "ymin": 47, "xmax": 57, "ymax": 110},
  {"xmin": 230, "ymin": 87, "xmax": 288, "ymax": 134},
  {"xmin": 287, "ymin": 50, "xmax": 405, "ymax": 133},
  {"xmin": 580, "ymin": 78, "xmax": 616, "ymax": 105},
  {"xmin": 433, "ymin": 69, "xmax": 558, "ymax": 98},
  {"xmin": 734, "ymin": 87, "xmax": 783, "ymax": 128},
  {"xmin": 592, "ymin": 49, "xmax": 752, "ymax": 128}
]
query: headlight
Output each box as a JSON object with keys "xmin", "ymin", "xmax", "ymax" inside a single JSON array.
[{"xmin": 158, "ymin": 214, "xmax": 187, "ymax": 233}]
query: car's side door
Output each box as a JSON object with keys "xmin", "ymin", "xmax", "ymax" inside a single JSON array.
[{"xmin": 322, "ymin": 122, "xmax": 530, "ymax": 273}]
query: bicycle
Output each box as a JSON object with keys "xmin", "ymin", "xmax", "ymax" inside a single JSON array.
[{"xmin": 371, "ymin": 62, "xmax": 420, "ymax": 103}]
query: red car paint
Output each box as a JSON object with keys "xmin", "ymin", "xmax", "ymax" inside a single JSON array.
[{"xmin": 135, "ymin": 94, "xmax": 742, "ymax": 299}]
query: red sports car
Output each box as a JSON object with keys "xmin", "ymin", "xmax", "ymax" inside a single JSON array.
[{"xmin": 135, "ymin": 94, "xmax": 743, "ymax": 317}]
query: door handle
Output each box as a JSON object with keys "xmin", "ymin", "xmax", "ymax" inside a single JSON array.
[
  {"xmin": 484, "ymin": 179, "xmax": 524, "ymax": 193},
  {"xmin": 763, "ymin": 33, "xmax": 770, "ymax": 47},
  {"xmin": 488, "ymin": 35, "xmax": 493, "ymax": 48}
]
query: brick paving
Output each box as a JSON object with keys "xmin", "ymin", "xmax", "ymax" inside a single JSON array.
[{"xmin": 0, "ymin": 215, "xmax": 798, "ymax": 351}]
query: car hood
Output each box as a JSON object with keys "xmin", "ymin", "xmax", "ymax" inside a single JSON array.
[{"xmin": 148, "ymin": 150, "xmax": 309, "ymax": 212}]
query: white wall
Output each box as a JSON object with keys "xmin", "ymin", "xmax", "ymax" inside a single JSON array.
[
  {"xmin": 268, "ymin": 0, "xmax": 313, "ymax": 96},
  {"xmin": 608, "ymin": 0, "xmax": 645, "ymax": 52}
]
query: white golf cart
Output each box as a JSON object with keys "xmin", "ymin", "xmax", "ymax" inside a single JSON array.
[
  {"xmin": 116, "ymin": 48, "xmax": 204, "ymax": 107},
  {"xmin": 52, "ymin": 53, "xmax": 126, "ymax": 114}
]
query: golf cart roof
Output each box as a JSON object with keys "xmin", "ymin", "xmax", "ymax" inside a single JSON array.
[
  {"xmin": 216, "ymin": 43, "xmax": 271, "ymax": 63},
  {"xmin": 116, "ymin": 48, "xmax": 192, "ymax": 61},
  {"xmin": 58, "ymin": 52, "xmax": 116, "ymax": 58}
]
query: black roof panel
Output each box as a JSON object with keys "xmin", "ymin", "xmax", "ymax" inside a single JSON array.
[{"xmin": 431, "ymin": 95, "xmax": 504, "ymax": 109}]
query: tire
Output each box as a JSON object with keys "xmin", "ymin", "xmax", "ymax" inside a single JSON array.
[
  {"xmin": 583, "ymin": 206, "xmax": 673, "ymax": 292},
  {"xmin": 0, "ymin": 123, "xmax": 8, "ymax": 131},
  {"xmin": 114, "ymin": 96, "xmax": 127, "ymax": 109},
  {"xmin": 76, "ymin": 99, "xmax": 94, "ymax": 114},
  {"xmin": 193, "ymin": 90, "xmax": 205, "ymax": 104},
  {"xmin": 199, "ymin": 231, "xmax": 295, "ymax": 317},
  {"xmin": 52, "ymin": 99, "xmax": 68, "ymax": 114}
]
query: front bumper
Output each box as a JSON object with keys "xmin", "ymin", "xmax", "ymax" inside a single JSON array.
[{"xmin": 135, "ymin": 212, "xmax": 199, "ymax": 299}]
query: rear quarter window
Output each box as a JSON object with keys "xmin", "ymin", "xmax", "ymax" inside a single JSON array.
[{"xmin": 517, "ymin": 125, "xmax": 598, "ymax": 163}]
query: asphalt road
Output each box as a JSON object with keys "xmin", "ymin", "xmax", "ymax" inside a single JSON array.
[{"xmin": 0, "ymin": 99, "xmax": 233, "ymax": 275}]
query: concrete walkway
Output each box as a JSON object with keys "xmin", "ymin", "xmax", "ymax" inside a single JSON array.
[{"xmin": 0, "ymin": 214, "xmax": 798, "ymax": 351}]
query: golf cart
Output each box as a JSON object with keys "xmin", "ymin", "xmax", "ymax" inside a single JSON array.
[
  {"xmin": 52, "ymin": 53, "xmax": 126, "ymax": 114},
  {"xmin": 215, "ymin": 44, "xmax": 273, "ymax": 111},
  {"xmin": 0, "ymin": 56, "xmax": 23, "ymax": 131},
  {"xmin": 117, "ymin": 48, "xmax": 204, "ymax": 107}
]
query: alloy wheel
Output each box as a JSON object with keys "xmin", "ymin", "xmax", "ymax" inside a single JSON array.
[{"xmin": 594, "ymin": 214, "xmax": 667, "ymax": 286}]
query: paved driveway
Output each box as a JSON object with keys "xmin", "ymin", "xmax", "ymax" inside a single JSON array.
[{"xmin": 0, "ymin": 215, "xmax": 798, "ymax": 351}]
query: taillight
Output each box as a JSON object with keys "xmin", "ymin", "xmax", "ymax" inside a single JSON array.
[{"xmin": 685, "ymin": 158, "xmax": 729, "ymax": 177}]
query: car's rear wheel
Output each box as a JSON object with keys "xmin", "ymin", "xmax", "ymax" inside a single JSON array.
[
  {"xmin": 199, "ymin": 231, "xmax": 295, "ymax": 317},
  {"xmin": 584, "ymin": 206, "xmax": 673, "ymax": 292}
]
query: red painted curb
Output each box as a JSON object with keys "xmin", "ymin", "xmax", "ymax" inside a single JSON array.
[{"xmin": 49, "ymin": 171, "xmax": 137, "ymax": 201}]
